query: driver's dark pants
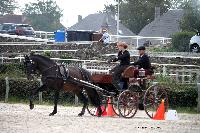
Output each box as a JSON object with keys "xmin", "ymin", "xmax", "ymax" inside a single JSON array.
[{"xmin": 111, "ymin": 65, "xmax": 128, "ymax": 91}]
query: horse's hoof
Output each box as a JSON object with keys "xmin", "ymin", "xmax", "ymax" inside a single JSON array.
[
  {"xmin": 30, "ymin": 104, "xmax": 34, "ymax": 110},
  {"xmin": 78, "ymin": 113, "xmax": 84, "ymax": 117},
  {"xmin": 49, "ymin": 111, "xmax": 57, "ymax": 116},
  {"xmin": 49, "ymin": 113, "xmax": 55, "ymax": 116}
]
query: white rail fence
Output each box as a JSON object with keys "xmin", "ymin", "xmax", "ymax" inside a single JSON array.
[
  {"xmin": 1, "ymin": 55, "xmax": 199, "ymax": 83},
  {"xmin": 1, "ymin": 58, "xmax": 200, "ymax": 109},
  {"xmin": 110, "ymin": 35, "xmax": 172, "ymax": 47},
  {"xmin": 0, "ymin": 30, "xmax": 172, "ymax": 47}
]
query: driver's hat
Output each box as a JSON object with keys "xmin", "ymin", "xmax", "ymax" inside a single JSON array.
[{"xmin": 137, "ymin": 46, "xmax": 145, "ymax": 50}]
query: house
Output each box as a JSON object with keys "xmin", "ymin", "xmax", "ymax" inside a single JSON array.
[
  {"xmin": 0, "ymin": 14, "xmax": 29, "ymax": 24},
  {"xmin": 139, "ymin": 9, "xmax": 184, "ymax": 37},
  {"xmin": 69, "ymin": 12, "xmax": 136, "ymax": 36}
]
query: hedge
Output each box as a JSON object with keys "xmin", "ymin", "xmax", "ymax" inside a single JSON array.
[
  {"xmin": 166, "ymin": 84, "xmax": 197, "ymax": 107},
  {"xmin": 0, "ymin": 77, "xmax": 198, "ymax": 107},
  {"xmin": 171, "ymin": 31, "xmax": 195, "ymax": 52},
  {"xmin": 0, "ymin": 63, "xmax": 25, "ymax": 78},
  {"xmin": 0, "ymin": 78, "xmax": 75, "ymax": 104}
]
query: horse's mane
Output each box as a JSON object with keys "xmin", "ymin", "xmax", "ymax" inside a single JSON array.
[{"xmin": 30, "ymin": 54, "xmax": 56, "ymax": 65}]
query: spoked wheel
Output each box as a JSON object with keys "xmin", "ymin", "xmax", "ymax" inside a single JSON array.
[
  {"xmin": 117, "ymin": 90, "xmax": 138, "ymax": 118},
  {"xmin": 143, "ymin": 85, "xmax": 169, "ymax": 118},
  {"xmin": 111, "ymin": 96, "xmax": 120, "ymax": 116},
  {"xmin": 86, "ymin": 90, "xmax": 108, "ymax": 116}
]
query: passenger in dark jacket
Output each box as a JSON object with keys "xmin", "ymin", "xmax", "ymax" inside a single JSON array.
[
  {"xmin": 131, "ymin": 46, "xmax": 151, "ymax": 69},
  {"xmin": 109, "ymin": 42, "xmax": 130, "ymax": 91}
]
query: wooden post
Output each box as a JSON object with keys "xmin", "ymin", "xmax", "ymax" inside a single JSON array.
[
  {"xmin": 182, "ymin": 68, "xmax": 185, "ymax": 83},
  {"xmin": 197, "ymin": 83, "xmax": 200, "ymax": 112},
  {"xmin": 38, "ymin": 79, "xmax": 43, "ymax": 104},
  {"xmin": 5, "ymin": 77, "xmax": 10, "ymax": 102},
  {"xmin": 176, "ymin": 69, "xmax": 179, "ymax": 82},
  {"xmin": 162, "ymin": 65, "xmax": 167, "ymax": 76},
  {"xmin": 75, "ymin": 95, "xmax": 79, "ymax": 105},
  {"xmin": 1, "ymin": 55, "xmax": 4, "ymax": 64}
]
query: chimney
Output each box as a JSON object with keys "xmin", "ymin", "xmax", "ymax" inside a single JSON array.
[
  {"xmin": 78, "ymin": 15, "xmax": 82, "ymax": 23},
  {"xmin": 155, "ymin": 7, "xmax": 160, "ymax": 19}
]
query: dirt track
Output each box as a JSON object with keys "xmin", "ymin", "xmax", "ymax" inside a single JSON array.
[{"xmin": 0, "ymin": 103, "xmax": 199, "ymax": 133}]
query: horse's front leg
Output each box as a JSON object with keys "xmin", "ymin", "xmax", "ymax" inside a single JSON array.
[
  {"xmin": 49, "ymin": 90, "xmax": 60, "ymax": 116},
  {"xmin": 77, "ymin": 91, "xmax": 88, "ymax": 117},
  {"xmin": 29, "ymin": 84, "xmax": 46, "ymax": 110}
]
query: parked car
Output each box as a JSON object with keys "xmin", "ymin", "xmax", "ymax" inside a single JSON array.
[
  {"xmin": 0, "ymin": 23, "xmax": 36, "ymax": 37},
  {"xmin": 190, "ymin": 32, "xmax": 200, "ymax": 53}
]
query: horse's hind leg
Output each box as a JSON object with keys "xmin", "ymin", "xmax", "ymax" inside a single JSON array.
[
  {"xmin": 49, "ymin": 90, "xmax": 60, "ymax": 116},
  {"xmin": 29, "ymin": 84, "xmax": 46, "ymax": 110},
  {"xmin": 76, "ymin": 91, "xmax": 88, "ymax": 117}
]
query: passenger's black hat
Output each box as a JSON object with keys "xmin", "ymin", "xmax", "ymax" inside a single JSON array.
[{"xmin": 137, "ymin": 46, "xmax": 145, "ymax": 50}]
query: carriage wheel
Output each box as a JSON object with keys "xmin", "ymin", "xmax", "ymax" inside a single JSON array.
[
  {"xmin": 111, "ymin": 96, "xmax": 120, "ymax": 116},
  {"xmin": 117, "ymin": 90, "xmax": 138, "ymax": 118},
  {"xmin": 86, "ymin": 90, "xmax": 108, "ymax": 116},
  {"xmin": 143, "ymin": 85, "xmax": 169, "ymax": 118}
]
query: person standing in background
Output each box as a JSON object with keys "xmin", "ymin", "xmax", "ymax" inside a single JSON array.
[{"xmin": 98, "ymin": 28, "xmax": 110, "ymax": 45}]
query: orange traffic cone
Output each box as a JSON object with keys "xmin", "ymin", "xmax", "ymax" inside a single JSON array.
[
  {"xmin": 153, "ymin": 99, "xmax": 165, "ymax": 120},
  {"xmin": 106, "ymin": 98, "xmax": 116, "ymax": 117},
  {"xmin": 96, "ymin": 106, "xmax": 107, "ymax": 116}
]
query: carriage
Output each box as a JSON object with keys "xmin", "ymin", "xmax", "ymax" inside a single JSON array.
[
  {"xmin": 85, "ymin": 62, "xmax": 169, "ymax": 118},
  {"xmin": 24, "ymin": 54, "xmax": 168, "ymax": 118}
]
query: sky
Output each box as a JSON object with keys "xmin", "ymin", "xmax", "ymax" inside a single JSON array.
[{"xmin": 17, "ymin": 0, "xmax": 116, "ymax": 28}]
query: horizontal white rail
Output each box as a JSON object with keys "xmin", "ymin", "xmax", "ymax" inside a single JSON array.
[{"xmin": 31, "ymin": 50, "xmax": 78, "ymax": 52}]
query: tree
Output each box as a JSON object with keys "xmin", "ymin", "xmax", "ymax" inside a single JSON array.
[
  {"xmin": 104, "ymin": 0, "xmax": 171, "ymax": 34},
  {"xmin": 179, "ymin": 0, "xmax": 200, "ymax": 32},
  {"xmin": 23, "ymin": 0, "xmax": 63, "ymax": 31},
  {"xmin": 0, "ymin": 0, "xmax": 16, "ymax": 15}
]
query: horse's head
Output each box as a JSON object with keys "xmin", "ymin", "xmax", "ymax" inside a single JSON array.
[{"xmin": 24, "ymin": 55, "xmax": 37, "ymax": 80}]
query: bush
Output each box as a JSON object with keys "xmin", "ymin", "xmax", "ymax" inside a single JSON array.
[
  {"xmin": 0, "ymin": 63, "xmax": 25, "ymax": 78},
  {"xmin": 171, "ymin": 32, "xmax": 195, "ymax": 52},
  {"xmin": 0, "ymin": 77, "xmax": 75, "ymax": 104},
  {"xmin": 156, "ymin": 75, "xmax": 198, "ymax": 107}
]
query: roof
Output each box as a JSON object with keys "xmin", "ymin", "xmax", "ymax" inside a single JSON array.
[
  {"xmin": 0, "ymin": 15, "xmax": 28, "ymax": 24},
  {"xmin": 139, "ymin": 9, "xmax": 184, "ymax": 37},
  {"xmin": 69, "ymin": 13, "xmax": 135, "ymax": 36}
]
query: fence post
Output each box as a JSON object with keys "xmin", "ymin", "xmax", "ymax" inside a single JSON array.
[
  {"xmin": 197, "ymin": 83, "xmax": 200, "ymax": 112},
  {"xmin": 2, "ymin": 54, "xmax": 4, "ymax": 64},
  {"xmin": 19, "ymin": 54, "xmax": 22, "ymax": 62},
  {"xmin": 38, "ymin": 79, "xmax": 43, "ymax": 104},
  {"xmin": 5, "ymin": 77, "xmax": 10, "ymax": 102},
  {"xmin": 162, "ymin": 65, "xmax": 167, "ymax": 76}
]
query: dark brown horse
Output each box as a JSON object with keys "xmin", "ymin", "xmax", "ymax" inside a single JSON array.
[{"xmin": 24, "ymin": 54, "xmax": 102, "ymax": 116}]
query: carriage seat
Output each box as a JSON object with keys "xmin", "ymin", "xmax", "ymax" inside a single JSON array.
[{"xmin": 121, "ymin": 66, "xmax": 155, "ymax": 79}]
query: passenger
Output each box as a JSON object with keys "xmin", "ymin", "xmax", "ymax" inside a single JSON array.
[{"xmin": 109, "ymin": 42, "xmax": 130, "ymax": 91}]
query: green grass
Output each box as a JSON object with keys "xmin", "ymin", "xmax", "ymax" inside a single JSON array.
[{"xmin": 0, "ymin": 97, "xmax": 78, "ymax": 107}]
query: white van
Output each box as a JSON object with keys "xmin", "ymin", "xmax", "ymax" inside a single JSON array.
[{"xmin": 190, "ymin": 33, "xmax": 200, "ymax": 53}]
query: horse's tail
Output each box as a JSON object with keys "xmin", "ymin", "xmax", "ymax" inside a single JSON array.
[{"xmin": 79, "ymin": 67, "xmax": 101, "ymax": 107}]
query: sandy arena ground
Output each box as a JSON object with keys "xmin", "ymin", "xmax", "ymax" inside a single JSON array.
[{"xmin": 0, "ymin": 103, "xmax": 199, "ymax": 133}]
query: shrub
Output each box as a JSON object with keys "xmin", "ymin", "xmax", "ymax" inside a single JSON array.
[
  {"xmin": 156, "ymin": 75, "xmax": 198, "ymax": 107},
  {"xmin": 0, "ymin": 63, "xmax": 25, "ymax": 78},
  {"xmin": 171, "ymin": 32, "xmax": 195, "ymax": 52},
  {"xmin": 0, "ymin": 77, "xmax": 75, "ymax": 104}
]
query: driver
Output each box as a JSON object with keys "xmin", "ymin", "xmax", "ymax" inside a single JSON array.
[{"xmin": 109, "ymin": 41, "xmax": 130, "ymax": 91}]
